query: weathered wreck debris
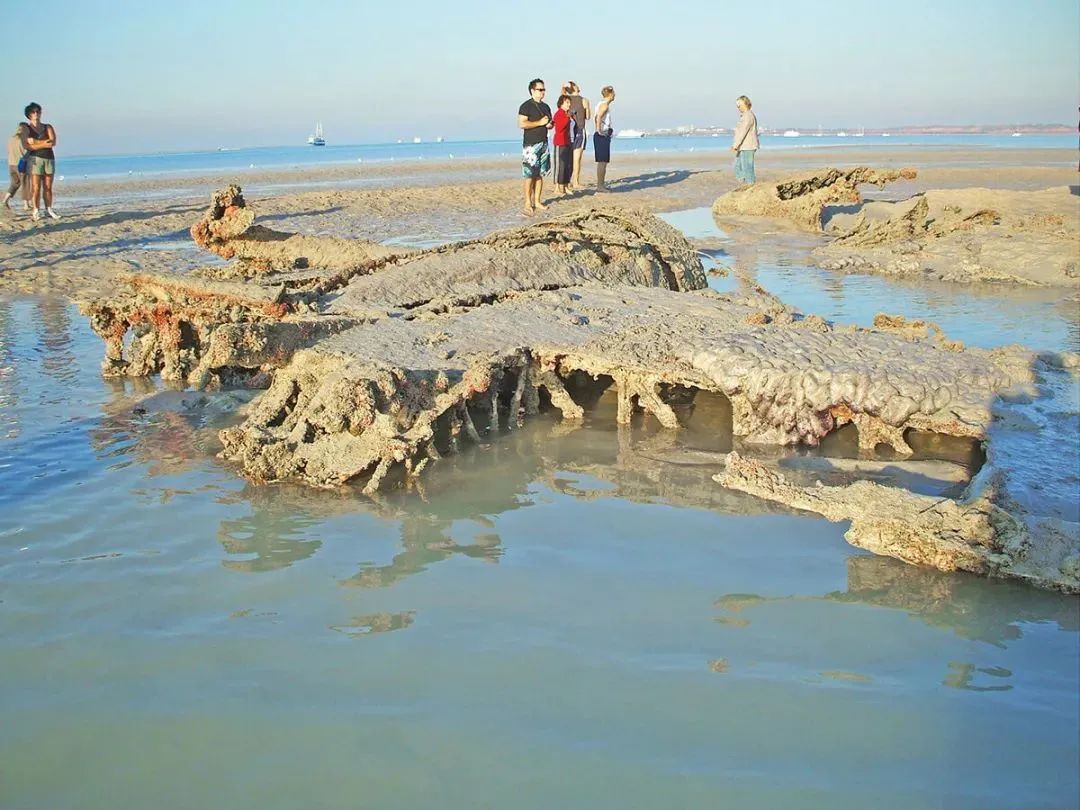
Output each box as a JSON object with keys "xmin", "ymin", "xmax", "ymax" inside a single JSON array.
[
  {"xmin": 711, "ymin": 167, "xmax": 917, "ymax": 230},
  {"xmin": 716, "ymin": 451, "xmax": 1079, "ymax": 593},
  {"xmin": 324, "ymin": 206, "xmax": 706, "ymax": 315},
  {"xmin": 188, "ymin": 184, "xmax": 404, "ymax": 276},
  {"xmin": 83, "ymin": 187, "xmax": 706, "ymax": 388},
  {"xmin": 219, "ymin": 284, "xmax": 1033, "ymax": 493},
  {"xmin": 814, "ymin": 186, "xmax": 1080, "ymax": 286},
  {"xmin": 81, "ymin": 272, "xmax": 360, "ymax": 388}
]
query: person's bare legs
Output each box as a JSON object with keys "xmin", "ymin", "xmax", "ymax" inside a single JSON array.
[
  {"xmin": 2, "ymin": 168, "xmax": 17, "ymax": 207},
  {"xmin": 533, "ymin": 178, "xmax": 546, "ymax": 210},
  {"xmin": 596, "ymin": 162, "xmax": 608, "ymax": 191},
  {"xmin": 571, "ymin": 147, "xmax": 584, "ymax": 188},
  {"xmin": 30, "ymin": 173, "xmax": 43, "ymax": 216},
  {"xmin": 43, "ymin": 173, "xmax": 54, "ymax": 208},
  {"xmin": 523, "ymin": 178, "xmax": 536, "ymax": 215}
]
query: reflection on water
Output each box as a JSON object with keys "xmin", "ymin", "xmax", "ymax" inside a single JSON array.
[
  {"xmin": 35, "ymin": 297, "xmax": 78, "ymax": 386},
  {"xmin": 341, "ymin": 516, "xmax": 502, "ymax": 589},
  {"xmin": 944, "ymin": 661, "xmax": 1014, "ymax": 692},
  {"xmin": 715, "ymin": 555, "xmax": 1080, "ymax": 648},
  {"xmin": 329, "ymin": 610, "xmax": 416, "ymax": 637},
  {"xmin": 3, "ymin": 295, "xmax": 1078, "ymax": 808},
  {"xmin": 218, "ymin": 510, "xmax": 324, "ymax": 573}
]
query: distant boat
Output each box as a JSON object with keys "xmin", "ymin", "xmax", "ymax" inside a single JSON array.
[
  {"xmin": 615, "ymin": 129, "xmax": 645, "ymax": 139},
  {"xmin": 782, "ymin": 129, "xmax": 801, "ymax": 137},
  {"xmin": 1011, "ymin": 130, "xmax": 1022, "ymax": 137},
  {"xmin": 881, "ymin": 132, "xmax": 891, "ymax": 137},
  {"xmin": 436, "ymin": 136, "xmax": 444, "ymax": 143},
  {"xmin": 837, "ymin": 131, "xmax": 848, "ymax": 137},
  {"xmin": 307, "ymin": 122, "xmax": 326, "ymax": 146},
  {"xmin": 814, "ymin": 125, "xmax": 823, "ymax": 137},
  {"xmin": 854, "ymin": 127, "xmax": 865, "ymax": 137},
  {"xmin": 412, "ymin": 136, "xmax": 422, "ymax": 144}
]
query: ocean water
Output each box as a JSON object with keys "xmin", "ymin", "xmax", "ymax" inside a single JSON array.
[
  {"xmin": 2, "ymin": 232, "xmax": 1079, "ymax": 806},
  {"xmin": 56, "ymin": 133, "xmax": 1078, "ymax": 183}
]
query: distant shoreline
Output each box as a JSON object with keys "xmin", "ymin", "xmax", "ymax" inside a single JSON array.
[{"xmin": 644, "ymin": 125, "xmax": 1076, "ymax": 137}]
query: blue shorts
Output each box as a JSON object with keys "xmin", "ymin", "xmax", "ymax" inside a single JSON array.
[{"xmin": 593, "ymin": 132, "xmax": 611, "ymax": 163}]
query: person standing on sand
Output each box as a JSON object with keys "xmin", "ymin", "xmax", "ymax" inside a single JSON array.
[
  {"xmin": 518, "ymin": 78, "xmax": 553, "ymax": 215},
  {"xmin": 3, "ymin": 124, "xmax": 31, "ymax": 210},
  {"xmin": 552, "ymin": 94, "xmax": 574, "ymax": 194},
  {"xmin": 20, "ymin": 102, "xmax": 60, "ymax": 220},
  {"xmin": 593, "ymin": 86, "xmax": 615, "ymax": 192},
  {"xmin": 568, "ymin": 82, "xmax": 591, "ymax": 189},
  {"xmin": 731, "ymin": 95, "xmax": 758, "ymax": 185}
]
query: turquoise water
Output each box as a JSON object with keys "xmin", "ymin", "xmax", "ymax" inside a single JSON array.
[
  {"xmin": 2, "ymin": 271, "xmax": 1078, "ymax": 807},
  {"xmin": 57, "ymin": 134, "xmax": 1078, "ymax": 182}
]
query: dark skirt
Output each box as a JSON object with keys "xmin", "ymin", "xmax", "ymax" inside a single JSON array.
[
  {"xmin": 555, "ymin": 145, "xmax": 573, "ymax": 184},
  {"xmin": 593, "ymin": 132, "xmax": 612, "ymax": 163}
]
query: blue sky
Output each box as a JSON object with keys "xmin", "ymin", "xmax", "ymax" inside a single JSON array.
[{"xmin": 4, "ymin": 0, "xmax": 1077, "ymax": 155}]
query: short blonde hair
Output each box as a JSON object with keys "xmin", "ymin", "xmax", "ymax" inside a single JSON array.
[
  {"xmin": 736, "ymin": 95, "xmax": 752, "ymax": 109},
  {"xmin": 601, "ymin": 86, "xmax": 615, "ymax": 98}
]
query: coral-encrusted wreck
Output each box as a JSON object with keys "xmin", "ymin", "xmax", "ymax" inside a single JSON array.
[{"xmin": 79, "ymin": 186, "xmax": 1079, "ymax": 591}]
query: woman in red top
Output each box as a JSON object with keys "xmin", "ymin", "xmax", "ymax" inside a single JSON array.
[{"xmin": 552, "ymin": 94, "xmax": 573, "ymax": 194}]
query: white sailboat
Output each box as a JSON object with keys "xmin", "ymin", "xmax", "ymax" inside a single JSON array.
[
  {"xmin": 782, "ymin": 129, "xmax": 801, "ymax": 137},
  {"xmin": 307, "ymin": 122, "xmax": 326, "ymax": 146}
]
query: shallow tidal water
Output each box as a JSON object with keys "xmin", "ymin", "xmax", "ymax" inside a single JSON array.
[{"xmin": 2, "ymin": 234, "xmax": 1079, "ymax": 808}]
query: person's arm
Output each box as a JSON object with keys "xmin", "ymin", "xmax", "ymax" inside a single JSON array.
[
  {"xmin": 24, "ymin": 127, "xmax": 55, "ymax": 149},
  {"xmin": 732, "ymin": 115, "xmax": 749, "ymax": 151},
  {"xmin": 518, "ymin": 114, "xmax": 549, "ymax": 130},
  {"xmin": 19, "ymin": 124, "xmax": 32, "ymax": 151},
  {"xmin": 583, "ymin": 98, "xmax": 592, "ymax": 128}
]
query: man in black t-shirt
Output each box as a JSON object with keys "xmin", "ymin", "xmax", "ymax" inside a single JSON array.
[{"xmin": 517, "ymin": 78, "xmax": 553, "ymax": 216}]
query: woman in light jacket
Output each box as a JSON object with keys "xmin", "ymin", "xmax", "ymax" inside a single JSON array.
[{"xmin": 731, "ymin": 95, "xmax": 758, "ymax": 185}]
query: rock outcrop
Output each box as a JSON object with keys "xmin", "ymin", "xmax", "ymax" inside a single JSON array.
[
  {"xmin": 815, "ymin": 186, "xmax": 1080, "ymax": 285},
  {"xmin": 711, "ymin": 167, "xmax": 917, "ymax": 230}
]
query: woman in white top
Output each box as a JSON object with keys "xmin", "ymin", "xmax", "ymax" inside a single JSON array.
[{"xmin": 592, "ymin": 86, "xmax": 615, "ymax": 192}]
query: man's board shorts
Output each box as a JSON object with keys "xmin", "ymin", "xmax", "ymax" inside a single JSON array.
[
  {"xmin": 572, "ymin": 128, "xmax": 586, "ymax": 150},
  {"xmin": 521, "ymin": 141, "xmax": 550, "ymax": 179},
  {"xmin": 28, "ymin": 156, "xmax": 55, "ymax": 176},
  {"xmin": 593, "ymin": 132, "xmax": 612, "ymax": 163}
]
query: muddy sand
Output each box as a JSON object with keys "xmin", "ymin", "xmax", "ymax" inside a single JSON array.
[{"xmin": 2, "ymin": 146, "xmax": 1078, "ymax": 592}]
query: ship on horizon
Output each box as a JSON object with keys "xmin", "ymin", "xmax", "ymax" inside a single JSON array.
[{"xmin": 307, "ymin": 122, "xmax": 326, "ymax": 146}]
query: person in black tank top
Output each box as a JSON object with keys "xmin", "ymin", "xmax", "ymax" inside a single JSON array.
[{"xmin": 20, "ymin": 102, "xmax": 60, "ymax": 221}]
